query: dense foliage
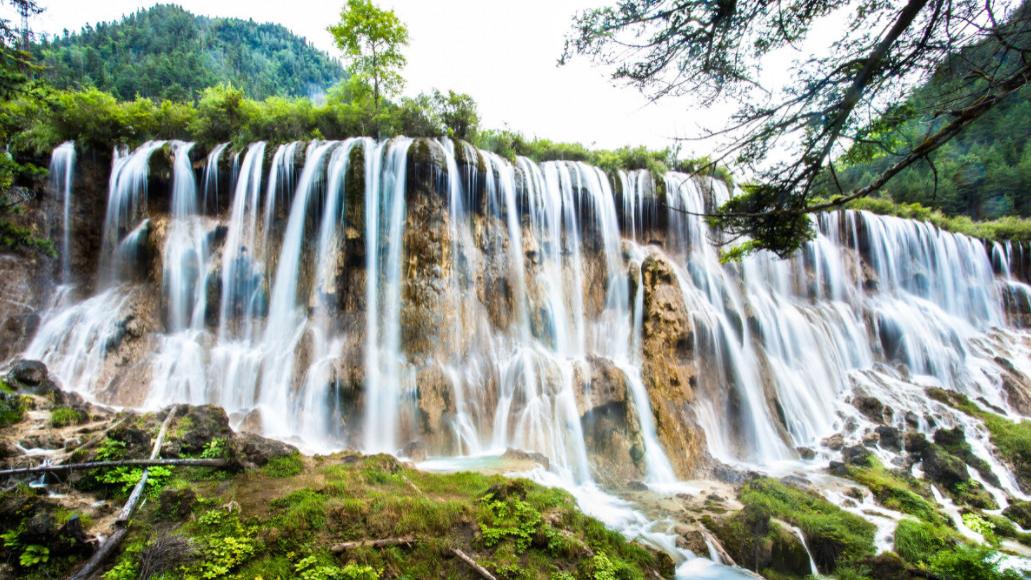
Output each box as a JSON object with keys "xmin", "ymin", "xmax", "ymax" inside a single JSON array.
[
  {"xmin": 31, "ymin": 4, "xmax": 344, "ymax": 101},
  {"xmin": 826, "ymin": 28, "xmax": 1031, "ymax": 220}
]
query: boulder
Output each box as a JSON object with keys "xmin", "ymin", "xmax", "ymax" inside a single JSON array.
[
  {"xmin": 232, "ymin": 432, "xmax": 298, "ymax": 467},
  {"xmin": 7, "ymin": 359, "xmax": 48, "ymax": 389},
  {"xmin": 875, "ymin": 425, "xmax": 902, "ymax": 451},
  {"xmin": 852, "ymin": 394, "xmax": 890, "ymax": 424}
]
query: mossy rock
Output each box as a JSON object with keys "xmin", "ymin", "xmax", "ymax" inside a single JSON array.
[{"xmin": 1003, "ymin": 500, "xmax": 1031, "ymax": 529}]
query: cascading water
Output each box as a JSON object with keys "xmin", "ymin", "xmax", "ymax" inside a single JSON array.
[
  {"xmin": 49, "ymin": 141, "xmax": 76, "ymax": 284},
  {"xmin": 22, "ymin": 138, "xmax": 1031, "ymax": 576}
]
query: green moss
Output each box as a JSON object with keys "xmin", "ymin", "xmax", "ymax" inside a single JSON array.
[
  {"xmin": 50, "ymin": 406, "xmax": 86, "ymax": 427},
  {"xmin": 927, "ymin": 388, "xmax": 1031, "ymax": 489},
  {"xmin": 261, "ymin": 452, "xmax": 304, "ymax": 478},
  {"xmin": 845, "ymin": 459, "xmax": 945, "ymax": 524},
  {"xmin": 893, "ymin": 518, "xmax": 959, "ymax": 564},
  {"xmin": 707, "ymin": 478, "xmax": 876, "ymax": 576}
]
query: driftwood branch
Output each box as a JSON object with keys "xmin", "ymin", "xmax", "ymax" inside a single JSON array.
[
  {"xmin": 70, "ymin": 406, "xmax": 179, "ymax": 580},
  {"xmin": 328, "ymin": 537, "xmax": 495, "ymax": 580},
  {"xmin": 331, "ymin": 536, "xmax": 415, "ymax": 553},
  {"xmin": 0, "ymin": 457, "xmax": 228, "ymax": 478},
  {"xmin": 450, "ymin": 547, "xmax": 497, "ymax": 580}
]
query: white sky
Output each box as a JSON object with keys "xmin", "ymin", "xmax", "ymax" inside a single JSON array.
[{"xmin": 17, "ymin": 0, "xmax": 764, "ymax": 155}]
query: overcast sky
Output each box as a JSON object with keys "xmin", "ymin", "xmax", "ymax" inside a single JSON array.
[{"xmin": 16, "ymin": 0, "xmax": 749, "ymax": 155}]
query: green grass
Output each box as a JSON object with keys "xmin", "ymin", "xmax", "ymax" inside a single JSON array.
[
  {"xmin": 260, "ymin": 452, "xmax": 305, "ymax": 478},
  {"xmin": 95, "ymin": 453, "xmax": 673, "ymax": 580},
  {"xmin": 893, "ymin": 517, "xmax": 959, "ymax": 564},
  {"xmin": 49, "ymin": 406, "xmax": 86, "ymax": 428}
]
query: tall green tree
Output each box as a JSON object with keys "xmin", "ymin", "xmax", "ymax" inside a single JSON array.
[
  {"xmin": 563, "ymin": 0, "xmax": 1031, "ymax": 257},
  {"xmin": 328, "ymin": 0, "xmax": 409, "ymax": 117}
]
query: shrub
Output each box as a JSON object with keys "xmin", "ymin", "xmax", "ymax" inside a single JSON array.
[{"xmin": 50, "ymin": 406, "xmax": 86, "ymax": 427}]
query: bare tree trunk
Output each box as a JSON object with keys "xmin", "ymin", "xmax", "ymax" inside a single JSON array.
[{"xmin": 69, "ymin": 406, "xmax": 180, "ymax": 580}]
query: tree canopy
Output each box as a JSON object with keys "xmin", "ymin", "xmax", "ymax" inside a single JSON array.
[
  {"xmin": 329, "ymin": 0, "xmax": 409, "ymax": 114},
  {"xmin": 564, "ymin": 0, "xmax": 1031, "ymax": 257}
]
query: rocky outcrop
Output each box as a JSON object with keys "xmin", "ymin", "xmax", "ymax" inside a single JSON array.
[
  {"xmin": 639, "ymin": 253, "xmax": 706, "ymax": 477},
  {"xmin": 576, "ymin": 356, "xmax": 646, "ymax": 484}
]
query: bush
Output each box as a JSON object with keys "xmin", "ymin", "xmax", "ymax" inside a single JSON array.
[{"xmin": 893, "ymin": 518, "xmax": 957, "ymax": 564}]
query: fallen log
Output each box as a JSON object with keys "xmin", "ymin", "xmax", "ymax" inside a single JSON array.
[
  {"xmin": 0, "ymin": 457, "xmax": 229, "ymax": 478},
  {"xmin": 70, "ymin": 406, "xmax": 179, "ymax": 580},
  {"xmin": 331, "ymin": 536, "xmax": 415, "ymax": 553},
  {"xmin": 450, "ymin": 547, "xmax": 497, "ymax": 580}
]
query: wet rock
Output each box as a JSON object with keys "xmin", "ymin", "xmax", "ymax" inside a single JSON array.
[
  {"xmin": 7, "ymin": 359, "xmax": 48, "ymax": 389},
  {"xmin": 862, "ymin": 431, "xmax": 880, "ymax": 447},
  {"xmin": 0, "ymin": 255, "xmax": 48, "ymax": 362},
  {"xmin": 0, "ymin": 440, "xmax": 19, "ymax": 459},
  {"xmin": 414, "ymin": 365, "xmax": 456, "ymax": 455},
  {"xmin": 238, "ymin": 408, "xmax": 263, "ymax": 434},
  {"xmin": 20, "ymin": 434, "xmax": 63, "ymax": 450},
  {"xmin": 841, "ymin": 445, "xmax": 874, "ymax": 467},
  {"xmin": 828, "ymin": 461, "xmax": 848, "ymax": 476},
  {"xmin": 875, "ymin": 425, "xmax": 902, "ymax": 451},
  {"xmin": 168, "ymin": 405, "xmax": 233, "ymax": 457},
  {"xmin": 500, "ymin": 448, "xmax": 550, "ymax": 470},
  {"xmin": 920, "ymin": 446, "xmax": 969, "ymax": 489},
  {"xmin": 797, "ymin": 447, "xmax": 816, "ymax": 460},
  {"xmin": 822, "ymin": 433, "xmax": 845, "ymax": 450},
  {"xmin": 626, "ymin": 480, "xmax": 649, "ymax": 491},
  {"xmin": 904, "ymin": 432, "xmax": 930, "ymax": 455},
  {"xmin": 852, "ymin": 395, "xmax": 890, "ymax": 424},
  {"xmin": 578, "ymin": 356, "xmax": 645, "ymax": 484},
  {"xmin": 232, "ymin": 432, "xmax": 298, "ymax": 467},
  {"xmin": 904, "ymin": 411, "xmax": 920, "ymax": 428},
  {"xmin": 400, "ymin": 440, "xmax": 428, "ymax": 462}
]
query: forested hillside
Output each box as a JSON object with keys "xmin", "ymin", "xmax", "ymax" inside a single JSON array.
[
  {"xmin": 830, "ymin": 6, "xmax": 1031, "ymax": 220},
  {"xmin": 30, "ymin": 4, "xmax": 344, "ymax": 100}
]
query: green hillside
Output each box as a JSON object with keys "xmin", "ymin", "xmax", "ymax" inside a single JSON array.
[
  {"xmin": 829, "ymin": 3, "xmax": 1031, "ymax": 220},
  {"xmin": 30, "ymin": 3, "xmax": 345, "ymax": 101}
]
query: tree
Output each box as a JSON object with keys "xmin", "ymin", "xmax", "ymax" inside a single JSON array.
[
  {"xmin": 328, "ymin": 0, "xmax": 408, "ymax": 118},
  {"xmin": 563, "ymin": 0, "xmax": 1031, "ymax": 257}
]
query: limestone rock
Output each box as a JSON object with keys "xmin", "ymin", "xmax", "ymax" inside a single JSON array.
[{"xmin": 639, "ymin": 254, "xmax": 705, "ymax": 478}]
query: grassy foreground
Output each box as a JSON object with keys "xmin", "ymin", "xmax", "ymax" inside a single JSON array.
[{"xmin": 0, "ymin": 387, "xmax": 673, "ymax": 580}]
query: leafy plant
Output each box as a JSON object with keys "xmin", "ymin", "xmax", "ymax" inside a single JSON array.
[{"xmin": 18, "ymin": 544, "xmax": 48, "ymax": 567}]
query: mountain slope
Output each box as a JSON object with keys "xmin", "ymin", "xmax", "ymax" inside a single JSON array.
[
  {"xmin": 31, "ymin": 3, "xmax": 345, "ymax": 101},
  {"xmin": 829, "ymin": 2, "xmax": 1031, "ymax": 220}
]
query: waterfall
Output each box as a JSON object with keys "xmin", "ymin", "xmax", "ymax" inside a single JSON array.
[
  {"xmin": 363, "ymin": 138, "xmax": 414, "ymax": 454},
  {"xmin": 26, "ymin": 137, "xmax": 1031, "ymax": 481},
  {"xmin": 49, "ymin": 141, "xmax": 75, "ymax": 284}
]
